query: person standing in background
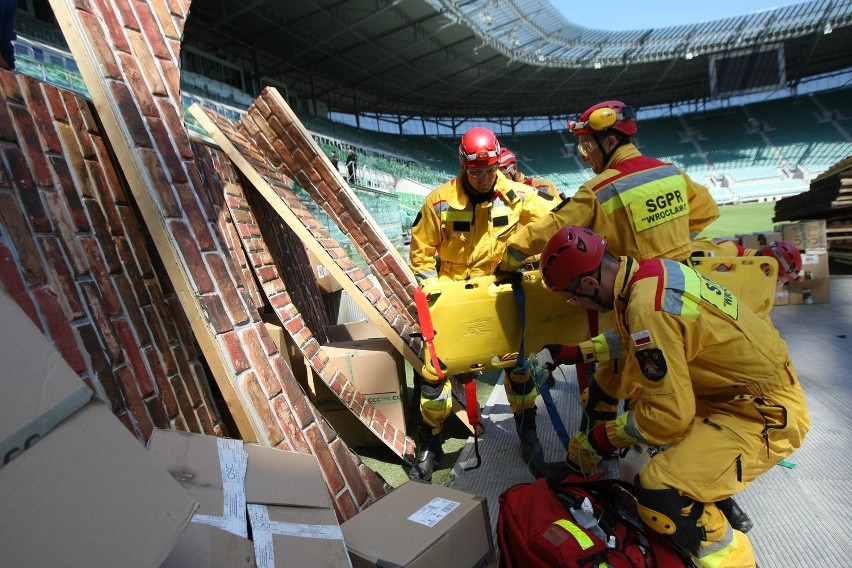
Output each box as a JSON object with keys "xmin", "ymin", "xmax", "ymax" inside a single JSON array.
[
  {"xmin": 0, "ymin": 0, "xmax": 17, "ymax": 70},
  {"xmin": 329, "ymin": 150, "xmax": 339, "ymax": 174},
  {"xmin": 346, "ymin": 147, "xmax": 358, "ymax": 184}
]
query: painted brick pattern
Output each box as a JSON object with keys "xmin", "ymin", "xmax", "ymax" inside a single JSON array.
[
  {"xmin": 50, "ymin": 0, "xmax": 390, "ymax": 515},
  {"xmin": 198, "ymin": 106, "xmax": 422, "ymax": 359},
  {"xmin": 194, "ymin": 136, "xmax": 415, "ymax": 461},
  {"xmin": 240, "ymin": 89, "xmax": 420, "ymax": 325},
  {"xmin": 0, "ymin": 69, "xmax": 221, "ymax": 439}
]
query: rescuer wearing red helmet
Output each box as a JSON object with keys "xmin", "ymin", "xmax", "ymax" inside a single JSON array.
[
  {"xmin": 408, "ymin": 126, "xmax": 556, "ymax": 481},
  {"xmin": 535, "ymin": 226, "xmax": 809, "ymax": 568},
  {"xmin": 500, "ymin": 100, "xmax": 719, "ymax": 270},
  {"xmin": 498, "ymin": 147, "xmax": 565, "ymax": 202}
]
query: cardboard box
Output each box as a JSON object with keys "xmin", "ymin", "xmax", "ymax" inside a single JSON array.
[
  {"xmin": 779, "ymin": 221, "xmax": 827, "ymax": 252},
  {"xmin": 263, "ymin": 317, "xmax": 311, "ymax": 390},
  {"xmin": 327, "ymin": 319, "xmax": 383, "ymax": 342},
  {"xmin": 0, "ymin": 291, "xmax": 198, "ymax": 568},
  {"xmin": 739, "ymin": 231, "xmax": 781, "ymax": 251},
  {"xmin": 342, "ymin": 481, "xmax": 494, "ymax": 568},
  {"xmin": 320, "ymin": 338, "xmax": 404, "ymax": 396},
  {"xmin": 308, "ymin": 250, "xmax": 343, "ymax": 294},
  {"xmin": 313, "ymin": 338, "xmax": 407, "ymax": 447},
  {"xmin": 773, "ymin": 282, "xmax": 789, "ymax": 306},
  {"xmin": 320, "ymin": 391, "xmax": 407, "ymax": 448},
  {"xmin": 149, "ymin": 429, "xmax": 350, "ymax": 568}
]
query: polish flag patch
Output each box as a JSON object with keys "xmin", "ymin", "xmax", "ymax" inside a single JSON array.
[{"xmin": 631, "ymin": 330, "xmax": 653, "ymax": 347}]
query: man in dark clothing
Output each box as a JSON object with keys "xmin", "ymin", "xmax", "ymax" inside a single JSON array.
[{"xmin": 346, "ymin": 148, "xmax": 358, "ymax": 184}]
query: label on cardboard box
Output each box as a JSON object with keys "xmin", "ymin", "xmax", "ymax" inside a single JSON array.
[
  {"xmin": 408, "ymin": 497, "xmax": 462, "ymax": 527},
  {"xmin": 191, "ymin": 437, "xmax": 249, "ymax": 538}
]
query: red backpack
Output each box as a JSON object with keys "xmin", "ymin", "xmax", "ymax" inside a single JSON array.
[{"xmin": 497, "ymin": 474, "xmax": 693, "ymax": 567}]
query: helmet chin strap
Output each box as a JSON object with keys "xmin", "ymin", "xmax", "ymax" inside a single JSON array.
[
  {"xmin": 566, "ymin": 266, "xmax": 613, "ymax": 310},
  {"xmin": 594, "ymin": 132, "xmax": 628, "ymax": 168}
]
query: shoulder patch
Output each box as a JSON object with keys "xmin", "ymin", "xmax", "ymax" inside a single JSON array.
[
  {"xmin": 630, "ymin": 330, "xmax": 653, "ymax": 347},
  {"xmin": 635, "ymin": 348, "xmax": 667, "ymax": 381}
]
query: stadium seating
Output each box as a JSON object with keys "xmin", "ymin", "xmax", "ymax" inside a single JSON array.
[{"xmin": 14, "ymin": 23, "xmax": 850, "ymax": 213}]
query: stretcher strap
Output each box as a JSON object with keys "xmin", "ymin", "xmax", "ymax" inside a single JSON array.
[
  {"xmin": 414, "ymin": 286, "xmax": 443, "ymax": 380},
  {"xmin": 511, "ymin": 273, "xmax": 570, "ymax": 449}
]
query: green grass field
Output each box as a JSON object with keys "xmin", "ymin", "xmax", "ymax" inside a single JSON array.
[{"xmin": 697, "ymin": 201, "xmax": 778, "ymax": 239}]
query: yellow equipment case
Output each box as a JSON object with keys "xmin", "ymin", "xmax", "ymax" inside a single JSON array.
[{"xmin": 419, "ymin": 257, "xmax": 777, "ymax": 377}]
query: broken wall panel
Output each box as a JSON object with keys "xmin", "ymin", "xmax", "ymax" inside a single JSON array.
[
  {"xmin": 0, "ymin": 69, "xmax": 222, "ymax": 440},
  {"xmin": 192, "ymin": 105, "xmax": 423, "ymax": 370},
  {"xmin": 49, "ymin": 0, "xmax": 390, "ymax": 515},
  {"xmin": 193, "ymin": 130, "xmax": 414, "ymax": 462},
  {"xmin": 240, "ymin": 89, "xmax": 420, "ymax": 324}
]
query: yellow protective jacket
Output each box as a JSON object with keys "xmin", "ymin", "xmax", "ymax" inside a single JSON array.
[
  {"xmin": 580, "ymin": 257, "xmax": 809, "ymax": 451},
  {"xmin": 409, "ymin": 171, "xmax": 554, "ymax": 283},
  {"xmin": 503, "ymin": 144, "xmax": 719, "ymax": 268},
  {"xmin": 516, "ymin": 171, "xmax": 565, "ymax": 202}
]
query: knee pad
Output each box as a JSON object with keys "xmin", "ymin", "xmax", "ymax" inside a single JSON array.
[
  {"xmin": 635, "ymin": 482, "xmax": 705, "ymax": 555},
  {"xmin": 420, "ymin": 380, "xmax": 446, "ymax": 401},
  {"xmin": 507, "ymin": 371, "xmax": 536, "ymax": 396}
]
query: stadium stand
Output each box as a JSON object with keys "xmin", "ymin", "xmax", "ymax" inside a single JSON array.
[{"xmin": 14, "ymin": 11, "xmax": 849, "ymax": 216}]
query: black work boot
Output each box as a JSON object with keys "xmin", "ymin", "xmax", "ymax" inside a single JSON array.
[
  {"xmin": 409, "ymin": 425, "xmax": 443, "ymax": 483},
  {"xmin": 514, "ymin": 408, "xmax": 544, "ymax": 467},
  {"xmin": 717, "ymin": 497, "xmax": 754, "ymax": 533}
]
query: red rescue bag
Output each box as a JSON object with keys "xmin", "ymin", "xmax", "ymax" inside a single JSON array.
[{"xmin": 497, "ymin": 474, "xmax": 692, "ymax": 567}]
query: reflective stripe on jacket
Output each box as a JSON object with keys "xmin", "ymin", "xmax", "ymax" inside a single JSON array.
[{"xmin": 505, "ymin": 144, "xmax": 719, "ymax": 265}]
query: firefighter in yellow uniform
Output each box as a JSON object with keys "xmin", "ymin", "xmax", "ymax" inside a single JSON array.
[
  {"xmin": 498, "ymin": 147, "xmax": 566, "ymax": 202},
  {"xmin": 408, "ymin": 127, "xmax": 555, "ymax": 481},
  {"xmin": 500, "ymin": 100, "xmax": 719, "ymax": 270},
  {"xmin": 500, "ymin": 101, "xmax": 720, "ymax": 471},
  {"xmin": 536, "ymin": 226, "xmax": 810, "ymax": 568}
]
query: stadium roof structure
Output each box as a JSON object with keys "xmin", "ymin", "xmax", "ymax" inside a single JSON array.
[{"xmin": 184, "ymin": 0, "xmax": 852, "ymax": 120}]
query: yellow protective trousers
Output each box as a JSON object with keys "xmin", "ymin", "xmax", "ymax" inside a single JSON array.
[
  {"xmin": 504, "ymin": 367, "xmax": 538, "ymax": 414},
  {"xmin": 636, "ymin": 382, "xmax": 807, "ymax": 567}
]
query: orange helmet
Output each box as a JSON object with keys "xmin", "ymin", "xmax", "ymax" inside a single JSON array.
[
  {"xmin": 498, "ymin": 147, "xmax": 517, "ymax": 167},
  {"xmin": 568, "ymin": 100, "xmax": 637, "ymax": 138},
  {"xmin": 761, "ymin": 240, "xmax": 802, "ymax": 283},
  {"xmin": 459, "ymin": 127, "xmax": 501, "ymax": 168},
  {"xmin": 541, "ymin": 226, "xmax": 607, "ymax": 292}
]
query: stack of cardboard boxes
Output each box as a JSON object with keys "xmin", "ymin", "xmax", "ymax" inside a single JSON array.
[
  {"xmin": 779, "ymin": 220, "xmax": 830, "ymax": 305},
  {"xmin": 2, "ymin": 292, "xmax": 495, "ymax": 567}
]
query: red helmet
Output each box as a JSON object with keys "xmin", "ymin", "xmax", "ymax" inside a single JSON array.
[
  {"xmin": 761, "ymin": 240, "xmax": 802, "ymax": 283},
  {"xmin": 459, "ymin": 127, "xmax": 501, "ymax": 168},
  {"xmin": 568, "ymin": 100, "xmax": 637, "ymax": 138},
  {"xmin": 498, "ymin": 147, "xmax": 517, "ymax": 167},
  {"xmin": 541, "ymin": 226, "xmax": 607, "ymax": 292}
]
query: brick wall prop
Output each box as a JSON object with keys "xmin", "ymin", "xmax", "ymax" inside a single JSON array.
[
  {"xmin": 241, "ymin": 88, "xmax": 419, "ymax": 324},
  {"xmin": 190, "ymin": 103, "xmax": 425, "ymax": 370},
  {"xmin": 0, "ymin": 68, "xmax": 223, "ymax": 440},
  {"xmin": 48, "ymin": 0, "xmax": 391, "ymax": 516},
  {"xmin": 192, "ymin": 98, "xmax": 480, "ymax": 436},
  {"xmin": 190, "ymin": 106, "xmax": 415, "ymax": 462}
]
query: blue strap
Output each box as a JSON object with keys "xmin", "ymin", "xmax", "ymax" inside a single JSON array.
[{"xmin": 511, "ymin": 273, "xmax": 570, "ymax": 449}]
